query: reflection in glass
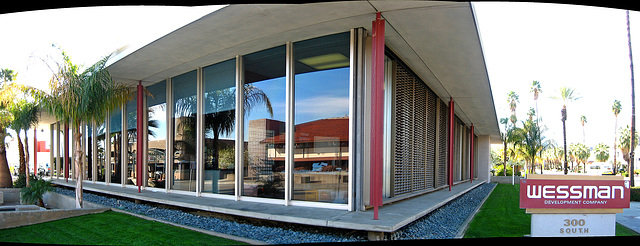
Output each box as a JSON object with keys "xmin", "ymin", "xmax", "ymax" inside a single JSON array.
[
  {"xmin": 203, "ymin": 59, "xmax": 236, "ymax": 195},
  {"xmin": 292, "ymin": 32, "xmax": 350, "ymax": 204},
  {"xmin": 85, "ymin": 124, "xmax": 92, "ymax": 180},
  {"xmin": 172, "ymin": 70, "xmax": 197, "ymax": 192},
  {"xmin": 243, "ymin": 45, "xmax": 284, "ymax": 199},
  {"xmin": 96, "ymin": 120, "xmax": 106, "ymax": 182},
  {"xmin": 147, "ymin": 80, "xmax": 166, "ymax": 189},
  {"xmin": 125, "ymin": 98, "xmax": 137, "ymax": 185},
  {"xmin": 110, "ymin": 108, "xmax": 122, "ymax": 184}
]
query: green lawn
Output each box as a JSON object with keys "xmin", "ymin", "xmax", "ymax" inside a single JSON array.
[
  {"xmin": 0, "ymin": 210, "xmax": 248, "ymax": 245},
  {"xmin": 463, "ymin": 183, "xmax": 640, "ymax": 238}
]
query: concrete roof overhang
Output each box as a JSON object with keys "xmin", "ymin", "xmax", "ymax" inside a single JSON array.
[{"xmin": 105, "ymin": 1, "xmax": 501, "ymax": 143}]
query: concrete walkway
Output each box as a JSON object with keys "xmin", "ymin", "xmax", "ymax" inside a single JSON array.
[
  {"xmin": 617, "ymin": 202, "xmax": 640, "ymax": 234},
  {"xmin": 50, "ymin": 179, "xmax": 484, "ymax": 234}
]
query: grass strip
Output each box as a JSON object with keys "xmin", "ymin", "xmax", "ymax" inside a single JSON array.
[
  {"xmin": 0, "ymin": 210, "xmax": 248, "ymax": 245},
  {"xmin": 463, "ymin": 183, "xmax": 639, "ymax": 238}
]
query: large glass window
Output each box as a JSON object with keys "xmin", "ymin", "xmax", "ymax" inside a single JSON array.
[
  {"xmin": 172, "ymin": 70, "xmax": 198, "ymax": 192},
  {"xmin": 292, "ymin": 32, "xmax": 350, "ymax": 204},
  {"xmin": 110, "ymin": 108, "xmax": 123, "ymax": 184},
  {"xmin": 203, "ymin": 59, "xmax": 236, "ymax": 195},
  {"xmin": 243, "ymin": 45, "xmax": 286, "ymax": 199},
  {"xmin": 147, "ymin": 80, "xmax": 167, "ymax": 189},
  {"xmin": 96, "ymin": 120, "xmax": 106, "ymax": 182},
  {"xmin": 84, "ymin": 124, "xmax": 92, "ymax": 181},
  {"xmin": 125, "ymin": 97, "xmax": 137, "ymax": 185}
]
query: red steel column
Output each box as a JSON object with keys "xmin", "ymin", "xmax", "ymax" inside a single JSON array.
[
  {"xmin": 448, "ymin": 98, "xmax": 454, "ymax": 191},
  {"xmin": 470, "ymin": 125, "xmax": 474, "ymax": 183},
  {"xmin": 137, "ymin": 81, "xmax": 144, "ymax": 193},
  {"xmin": 370, "ymin": 12, "xmax": 385, "ymax": 220}
]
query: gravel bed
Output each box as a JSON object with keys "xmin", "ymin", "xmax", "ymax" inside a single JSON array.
[
  {"xmin": 53, "ymin": 182, "xmax": 495, "ymax": 243},
  {"xmin": 390, "ymin": 182, "xmax": 496, "ymax": 240}
]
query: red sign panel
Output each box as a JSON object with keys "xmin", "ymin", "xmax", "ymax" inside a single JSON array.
[{"xmin": 519, "ymin": 179, "xmax": 631, "ymax": 209}]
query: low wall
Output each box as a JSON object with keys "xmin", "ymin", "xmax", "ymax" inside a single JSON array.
[
  {"xmin": 0, "ymin": 192, "xmax": 109, "ymax": 229},
  {"xmin": 490, "ymin": 175, "xmax": 522, "ymax": 184},
  {"xmin": 0, "ymin": 188, "xmax": 21, "ymax": 205}
]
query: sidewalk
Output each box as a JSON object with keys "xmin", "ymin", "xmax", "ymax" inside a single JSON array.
[{"xmin": 617, "ymin": 202, "xmax": 640, "ymax": 234}]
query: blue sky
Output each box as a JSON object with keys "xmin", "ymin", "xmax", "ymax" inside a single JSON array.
[{"xmin": 473, "ymin": 2, "xmax": 640, "ymax": 154}]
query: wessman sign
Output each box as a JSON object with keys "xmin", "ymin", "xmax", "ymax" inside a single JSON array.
[{"xmin": 520, "ymin": 177, "xmax": 631, "ymax": 209}]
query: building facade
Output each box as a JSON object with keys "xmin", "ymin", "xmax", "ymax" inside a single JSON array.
[{"xmin": 45, "ymin": 2, "xmax": 500, "ymax": 213}]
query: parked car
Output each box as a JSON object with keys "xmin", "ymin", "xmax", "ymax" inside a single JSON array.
[{"xmin": 587, "ymin": 162, "xmax": 613, "ymax": 175}]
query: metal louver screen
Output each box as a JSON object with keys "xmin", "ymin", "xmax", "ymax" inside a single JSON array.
[
  {"xmin": 437, "ymin": 99, "xmax": 448, "ymax": 188},
  {"xmin": 392, "ymin": 63, "xmax": 443, "ymax": 196},
  {"xmin": 394, "ymin": 63, "xmax": 414, "ymax": 195}
]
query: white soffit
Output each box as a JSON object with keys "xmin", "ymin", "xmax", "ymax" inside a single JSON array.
[{"xmin": 105, "ymin": 1, "xmax": 501, "ymax": 141}]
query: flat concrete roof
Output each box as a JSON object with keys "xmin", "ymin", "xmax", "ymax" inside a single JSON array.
[
  {"xmin": 51, "ymin": 179, "xmax": 484, "ymax": 233},
  {"xmin": 105, "ymin": 1, "xmax": 500, "ymax": 142}
]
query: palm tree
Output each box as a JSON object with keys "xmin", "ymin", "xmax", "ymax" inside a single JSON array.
[
  {"xmin": 619, "ymin": 125, "xmax": 639, "ymax": 173},
  {"xmin": 508, "ymin": 91, "xmax": 519, "ymax": 126},
  {"xmin": 551, "ymin": 86, "xmax": 581, "ymax": 174},
  {"xmin": 8, "ymin": 99, "xmax": 40, "ymax": 186},
  {"xmin": 531, "ymin": 81, "xmax": 543, "ymax": 173},
  {"xmin": 514, "ymin": 119, "xmax": 550, "ymax": 175},
  {"xmin": 580, "ymin": 115, "xmax": 587, "ymax": 143},
  {"xmin": 627, "ymin": 10, "xmax": 636, "ymax": 187},
  {"xmin": 500, "ymin": 117, "xmax": 509, "ymax": 176},
  {"xmin": 530, "ymin": 80, "xmax": 542, "ymax": 123},
  {"xmin": 35, "ymin": 49, "xmax": 131, "ymax": 208},
  {"xmin": 527, "ymin": 107, "xmax": 536, "ymax": 121},
  {"xmin": 572, "ymin": 143, "xmax": 590, "ymax": 173},
  {"xmin": 0, "ymin": 68, "xmax": 18, "ymax": 187},
  {"xmin": 594, "ymin": 143, "xmax": 610, "ymax": 163},
  {"xmin": 612, "ymin": 100, "xmax": 622, "ymax": 173}
]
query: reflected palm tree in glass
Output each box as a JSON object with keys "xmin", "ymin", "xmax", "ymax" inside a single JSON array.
[{"xmin": 175, "ymin": 84, "xmax": 272, "ymax": 192}]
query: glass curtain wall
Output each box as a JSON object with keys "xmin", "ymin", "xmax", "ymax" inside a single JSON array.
[
  {"xmin": 147, "ymin": 80, "xmax": 167, "ymax": 189},
  {"xmin": 203, "ymin": 58, "xmax": 236, "ymax": 195},
  {"xmin": 172, "ymin": 70, "xmax": 198, "ymax": 192},
  {"xmin": 242, "ymin": 45, "xmax": 287, "ymax": 199},
  {"xmin": 110, "ymin": 108, "xmax": 123, "ymax": 184},
  {"xmin": 85, "ymin": 124, "xmax": 92, "ymax": 180},
  {"xmin": 126, "ymin": 98, "xmax": 137, "ymax": 185},
  {"xmin": 292, "ymin": 32, "xmax": 350, "ymax": 204},
  {"xmin": 96, "ymin": 120, "xmax": 106, "ymax": 182}
]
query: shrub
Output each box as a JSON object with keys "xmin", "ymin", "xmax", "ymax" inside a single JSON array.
[
  {"xmin": 13, "ymin": 173, "xmax": 38, "ymax": 188},
  {"xmin": 20, "ymin": 177, "xmax": 56, "ymax": 207},
  {"xmin": 631, "ymin": 187, "xmax": 640, "ymax": 202},
  {"xmin": 492, "ymin": 164, "xmax": 514, "ymax": 176}
]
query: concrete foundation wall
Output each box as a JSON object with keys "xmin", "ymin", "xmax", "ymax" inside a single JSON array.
[
  {"xmin": 0, "ymin": 191, "xmax": 109, "ymax": 229},
  {"xmin": 0, "ymin": 188, "xmax": 21, "ymax": 205},
  {"xmin": 490, "ymin": 175, "xmax": 521, "ymax": 184}
]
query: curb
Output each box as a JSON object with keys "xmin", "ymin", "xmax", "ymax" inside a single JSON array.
[
  {"xmin": 110, "ymin": 208, "xmax": 268, "ymax": 245},
  {"xmin": 454, "ymin": 183, "xmax": 497, "ymax": 238}
]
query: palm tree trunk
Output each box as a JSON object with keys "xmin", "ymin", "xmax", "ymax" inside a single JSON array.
[
  {"xmin": 73, "ymin": 125, "xmax": 83, "ymax": 208},
  {"xmin": 614, "ymin": 117, "xmax": 618, "ymax": 175},
  {"xmin": 17, "ymin": 134, "xmax": 25, "ymax": 175},
  {"xmin": 0, "ymin": 131, "xmax": 12, "ymax": 187},
  {"xmin": 503, "ymin": 139, "xmax": 507, "ymax": 176},
  {"xmin": 562, "ymin": 106, "xmax": 568, "ymax": 175},
  {"xmin": 23, "ymin": 130, "xmax": 30, "ymax": 186},
  {"xmin": 627, "ymin": 10, "xmax": 636, "ymax": 187},
  {"xmin": 23, "ymin": 129, "xmax": 30, "ymax": 175}
]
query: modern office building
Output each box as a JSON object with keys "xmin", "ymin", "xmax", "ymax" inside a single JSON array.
[{"xmin": 44, "ymin": 1, "xmax": 500, "ymax": 232}]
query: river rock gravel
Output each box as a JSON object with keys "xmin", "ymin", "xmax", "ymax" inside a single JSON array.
[{"xmin": 52, "ymin": 182, "xmax": 495, "ymax": 244}]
